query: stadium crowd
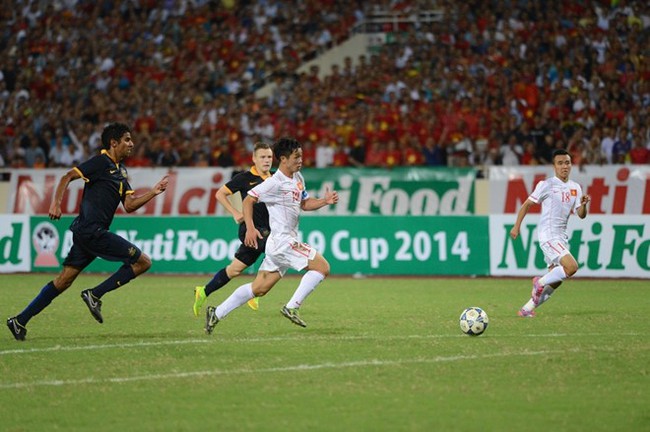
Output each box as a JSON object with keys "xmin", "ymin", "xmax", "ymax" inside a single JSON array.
[{"xmin": 0, "ymin": 0, "xmax": 649, "ymax": 172}]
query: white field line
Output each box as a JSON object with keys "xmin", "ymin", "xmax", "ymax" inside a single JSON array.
[
  {"xmin": 0, "ymin": 332, "xmax": 643, "ymax": 357},
  {"xmin": 0, "ymin": 338, "xmax": 212, "ymax": 356},
  {"xmin": 0, "ymin": 348, "xmax": 585, "ymax": 390},
  {"xmin": 0, "ymin": 332, "xmax": 644, "ymax": 357}
]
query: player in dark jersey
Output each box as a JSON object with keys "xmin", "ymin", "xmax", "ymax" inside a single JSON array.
[
  {"xmin": 193, "ymin": 142, "xmax": 273, "ymax": 316},
  {"xmin": 6, "ymin": 123, "xmax": 169, "ymax": 341}
]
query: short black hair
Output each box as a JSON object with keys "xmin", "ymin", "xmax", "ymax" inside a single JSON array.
[
  {"xmin": 273, "ymin": 137, "xmax": 301, "ymax": 160},
  {"xmin": 101, "ymin": 123, "xmax": 131, "ymax": 149},
  {"xmin": 552, "ymin": 148, "xmax": 571, "ymax": 162}
]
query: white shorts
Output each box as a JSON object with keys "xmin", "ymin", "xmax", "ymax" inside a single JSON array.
[
  {"xmin": 259, "ymin": 234, "xmax": 317, "ymax": 277},
  {"xmin": 539, "ymin": 238, "xmax": 571, "ymax": 267}
]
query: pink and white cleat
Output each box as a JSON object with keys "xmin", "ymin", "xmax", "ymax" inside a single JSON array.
[
  {"xmin": 531, "ymin": 276, "xmax": 544, "ymax": 306},
  {"xmin": 518, "ymin": 308, "xmax": 536, "ymax": 318}
]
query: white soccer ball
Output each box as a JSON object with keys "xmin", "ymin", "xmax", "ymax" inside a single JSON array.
[{"xmin": 459, "ymin": 307, "xmax": 489, "ymax": 336}]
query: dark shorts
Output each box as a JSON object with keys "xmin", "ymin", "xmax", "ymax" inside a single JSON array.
[
  {"xmin": 234, "ymin": 236, "xmax": 267, "ymax": 266},
  {"xmin": 63, "ymin": 230, "xmax": 142, "ymax": 270}
]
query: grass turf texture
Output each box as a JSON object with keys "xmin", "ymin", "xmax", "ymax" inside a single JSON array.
[{"xmin": 0, "ymin": 274, "xmax": 648, "ymax": 431}]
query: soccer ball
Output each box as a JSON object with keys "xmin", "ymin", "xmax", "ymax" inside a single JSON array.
[{"xmin": 459, "ymin": 307, "xmax": 489, "ymax": 336}]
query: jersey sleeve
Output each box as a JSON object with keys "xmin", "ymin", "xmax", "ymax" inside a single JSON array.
[
  {"xmin": 248, "ymin": 175, "xmax": 276, "ymax": 203},
  {"xmin": 73, "ymin": 155, "xmax": 105, "ymax": 183},
  {"xmin": 122, "ymin": 166, "xmax": 134, "ymax": 201},
  {"xmin": 297, "ymin": 172, "xmax": 309, "ymax": 201},
  {"xmin": 528, "ymin": 179, "xmax": 548, "ymax": 204},
  {"xmin": 572, "ymin": 182, "xmax": 584, "ymax": 214},
  {"xmin": 224, "ymin": 171, "xmax": 246, "ymax": 194}
]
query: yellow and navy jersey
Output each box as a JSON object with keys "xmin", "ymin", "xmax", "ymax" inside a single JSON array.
[
  {"xmin": 222, "ymin": 166, "xmax": 271, "ymax": 241},
  {"xmin": 69, "ymin": 150, "xmax": 134, "ymax": 235}
]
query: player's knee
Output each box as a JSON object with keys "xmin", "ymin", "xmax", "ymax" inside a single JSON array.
[
  {"xmin": 227, "ymin": 266, "xmax": 242, "ymax": 278},
  {"xmin": 317, "ymin": 262, "xmax": 330, "ymax": 278},
  {"xmin": 564, "ymin": 263, "xmax": 578, "ymax": 277},
  {"xmin": 136, "ymin": 254, "xmax": 152, "ymax": 274},
  {"xmin": 252, "ymin": 283, "xmax": 271, "ymax": 297},
  {"xmin": 53, "ymin": 276, "xmax": 73, "ymax": 290},
  {"xmin": 565, "ymin": 268, "xmax": 577, "ymax": 278}
]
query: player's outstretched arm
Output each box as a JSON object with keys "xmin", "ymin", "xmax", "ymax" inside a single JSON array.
[
  {"xmin": 216, "ymin": 186, "xmax": 243, "ymax": 223},
  {"xmin": 123, "ymin": 175, "xmax": 169, "ymax": 213},
  {"xmin": 242, "ymin": 195, "xmax": 262, "ymax": 249},
  {"xmin": 577, "ymin": 194, "xmax": 590, "ymax": 219},
  {"xmin": 301, "ymin": 188, "xmax": 339, "ymax": 211},
  {"xmin": 49, "ymin": 169, "xmax": 81, "ymax": 220},
  {"xmin": 510, "ymin": 199, "xmax": 534, "ymax": 239}
]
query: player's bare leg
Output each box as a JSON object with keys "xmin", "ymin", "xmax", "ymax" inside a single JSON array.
[
  {"xmin": 519, "ymin": 256, "xmax": 577, "ymax": 316},
  {"xmin": 282, "ymin": 253, "xmax": 330, "ymax": 328},
  {"xmin": 206, "ymin": 270, "xmax": 281, "ymax": 334}
]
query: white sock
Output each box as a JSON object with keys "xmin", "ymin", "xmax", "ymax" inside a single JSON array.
[
  {"xmin": 522, "ymin": 299, "xmax": 536, "ymax": 312},
  {"xmin": 286, "ymin": 270, "xmax": 325, "ymax": 309},
  {"xmin": 524, "ymin": 284, "xmax": 557, "ymax": 311},
  {"xmin": 538, "ymin": 285, "xmax": 556, "ymax": 305},
  {"xmin": 215, "ymin": 283, "xmax": 253, "ymax": 320},
  {"xmin": 539, "ymin": 266, "xmax": 567, "ymax": 286}
]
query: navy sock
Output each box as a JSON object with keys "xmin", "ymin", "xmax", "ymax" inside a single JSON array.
[
  {"xmin": 91, "ymin": 264, "xmax": 136, "ymax": 298},
  {"xmin": 205, "ymin": 268, "xmax": 231, "ymax": 296},
  {"xmin": 17, "ymin": 281, "xmax": 61, "ymax": 325}
]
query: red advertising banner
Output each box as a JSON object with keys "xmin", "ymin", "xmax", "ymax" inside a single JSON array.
[
  {"xmin": 8, "ymin": 168, "xmax": 234, "ymax": 216},
  {"xmin": 488, "ymin": 166, "xmax": 650, "ymax": 215},
  {"xmin": 6, "ymin": 167, "xmax": 477, "ymax": 216}
]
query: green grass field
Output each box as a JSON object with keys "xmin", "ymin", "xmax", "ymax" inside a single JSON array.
[{"xmin": 0, "ymin": 274, "xmax": 648, "ymax": 431}]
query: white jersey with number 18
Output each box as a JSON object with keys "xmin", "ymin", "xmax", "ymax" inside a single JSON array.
[
  {"xmin": 528, "ymin": 176, "xmax": 583, "ymax": 243},
  {"xmin": 248, "ymin": 169, "xmax": 309, "ymax": 239}
]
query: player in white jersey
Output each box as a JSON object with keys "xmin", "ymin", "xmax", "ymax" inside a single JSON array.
[
  {"xmin": 204, "ymin": 137, "xmax": 339, "ymax": 332},
  {"xmin": 510, "ymin": 149, "xmax": 591, "ymax": 317}
]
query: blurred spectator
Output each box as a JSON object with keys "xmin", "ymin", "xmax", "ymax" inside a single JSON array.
[
  {"xmin": 447, "ymin": 125, "xmax": 474, "ymax": 167},
  {"xmin": 32, "ymin": 154, "xmax": 46, "ymax": 169},
  {"xmin": 483, "ymin": 148, "xmax": 501, "ymax": 167},
  {"xmin": 211, "ymin": 142, "xmax": 235, "ymax": 167},
  {"xmin": 402, "ymin": 137, "xmax": 424, "ymax": 166},
  {"xmin": 383, "ymin": 139, "xmax": 402, "ymax": 168},
  {"xmin": 612, "ymin": 128, "xmax": 632, "ymax": 164},
  {"xmin": 331, "ymin": 141, "xmax": 349, "ymax": 167},
  {"xmin": 581, "ymin": 128, "xmax": 602, "ymax": 165},
  {"xmin": 348, "ymin": 137, "xmax": 367, "ymax": 167},
  {"xmin": 59, "ymin": 141, "xmax": 84, "ymax": 167},
  {"xmin": 520, "ymin": 141, "xmax": 538, "ymax": 165},
  {"xmin": 501, "ymin": 135, "xmax": 523, "ymax": 166},
  {"xmin": 8, "ymin": 139, "xmax": 26, "ymax": 165},
  {"xmin": 365, "ymin": 141, "xmax": 387, "ymax": 167},
  {"xmin": 177, "ymin": 140, "xmax": 196, "ymax": 167},
  {"xmin": 157, "ymin": 140, "xmax": 181, "ymax": 167},
  {"xmin": 23, "ymin": 134, "xmax": 46, "ymax": 168},
  {"xmin": 421, "ymin": 136, "xmax": 446, "ymax": 166},
  {"xmin": 195, "ymin": 151, "xmax": 210, "ymax": 167},
  {"xmin": 48, "ymin": 139, "xmax": 66, "ymax": 167},
  {"xmin": 232, "ymin": 145, "xmax": 252, "ymax": 169},
  {"xmin": 629, "ymin": 135, "xmax": 649, "ymax": 164},
  {"xmin": 11, "ymin": 155, "xmax": 27, "ymax": 168},
  {"xmin": 315, "ymin": 138, "xmax": 334, "ymax": 168},
  {"xmin": 600, "ymin": 127, "xmax": 616, "ymax": 164},
  {"xmin": 126, "ymin": 146, "xmax": 153, "ymax": 168},
  {"xmin": 301, "ymin": 139, "xmax": 317, "ymax": 168}
]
